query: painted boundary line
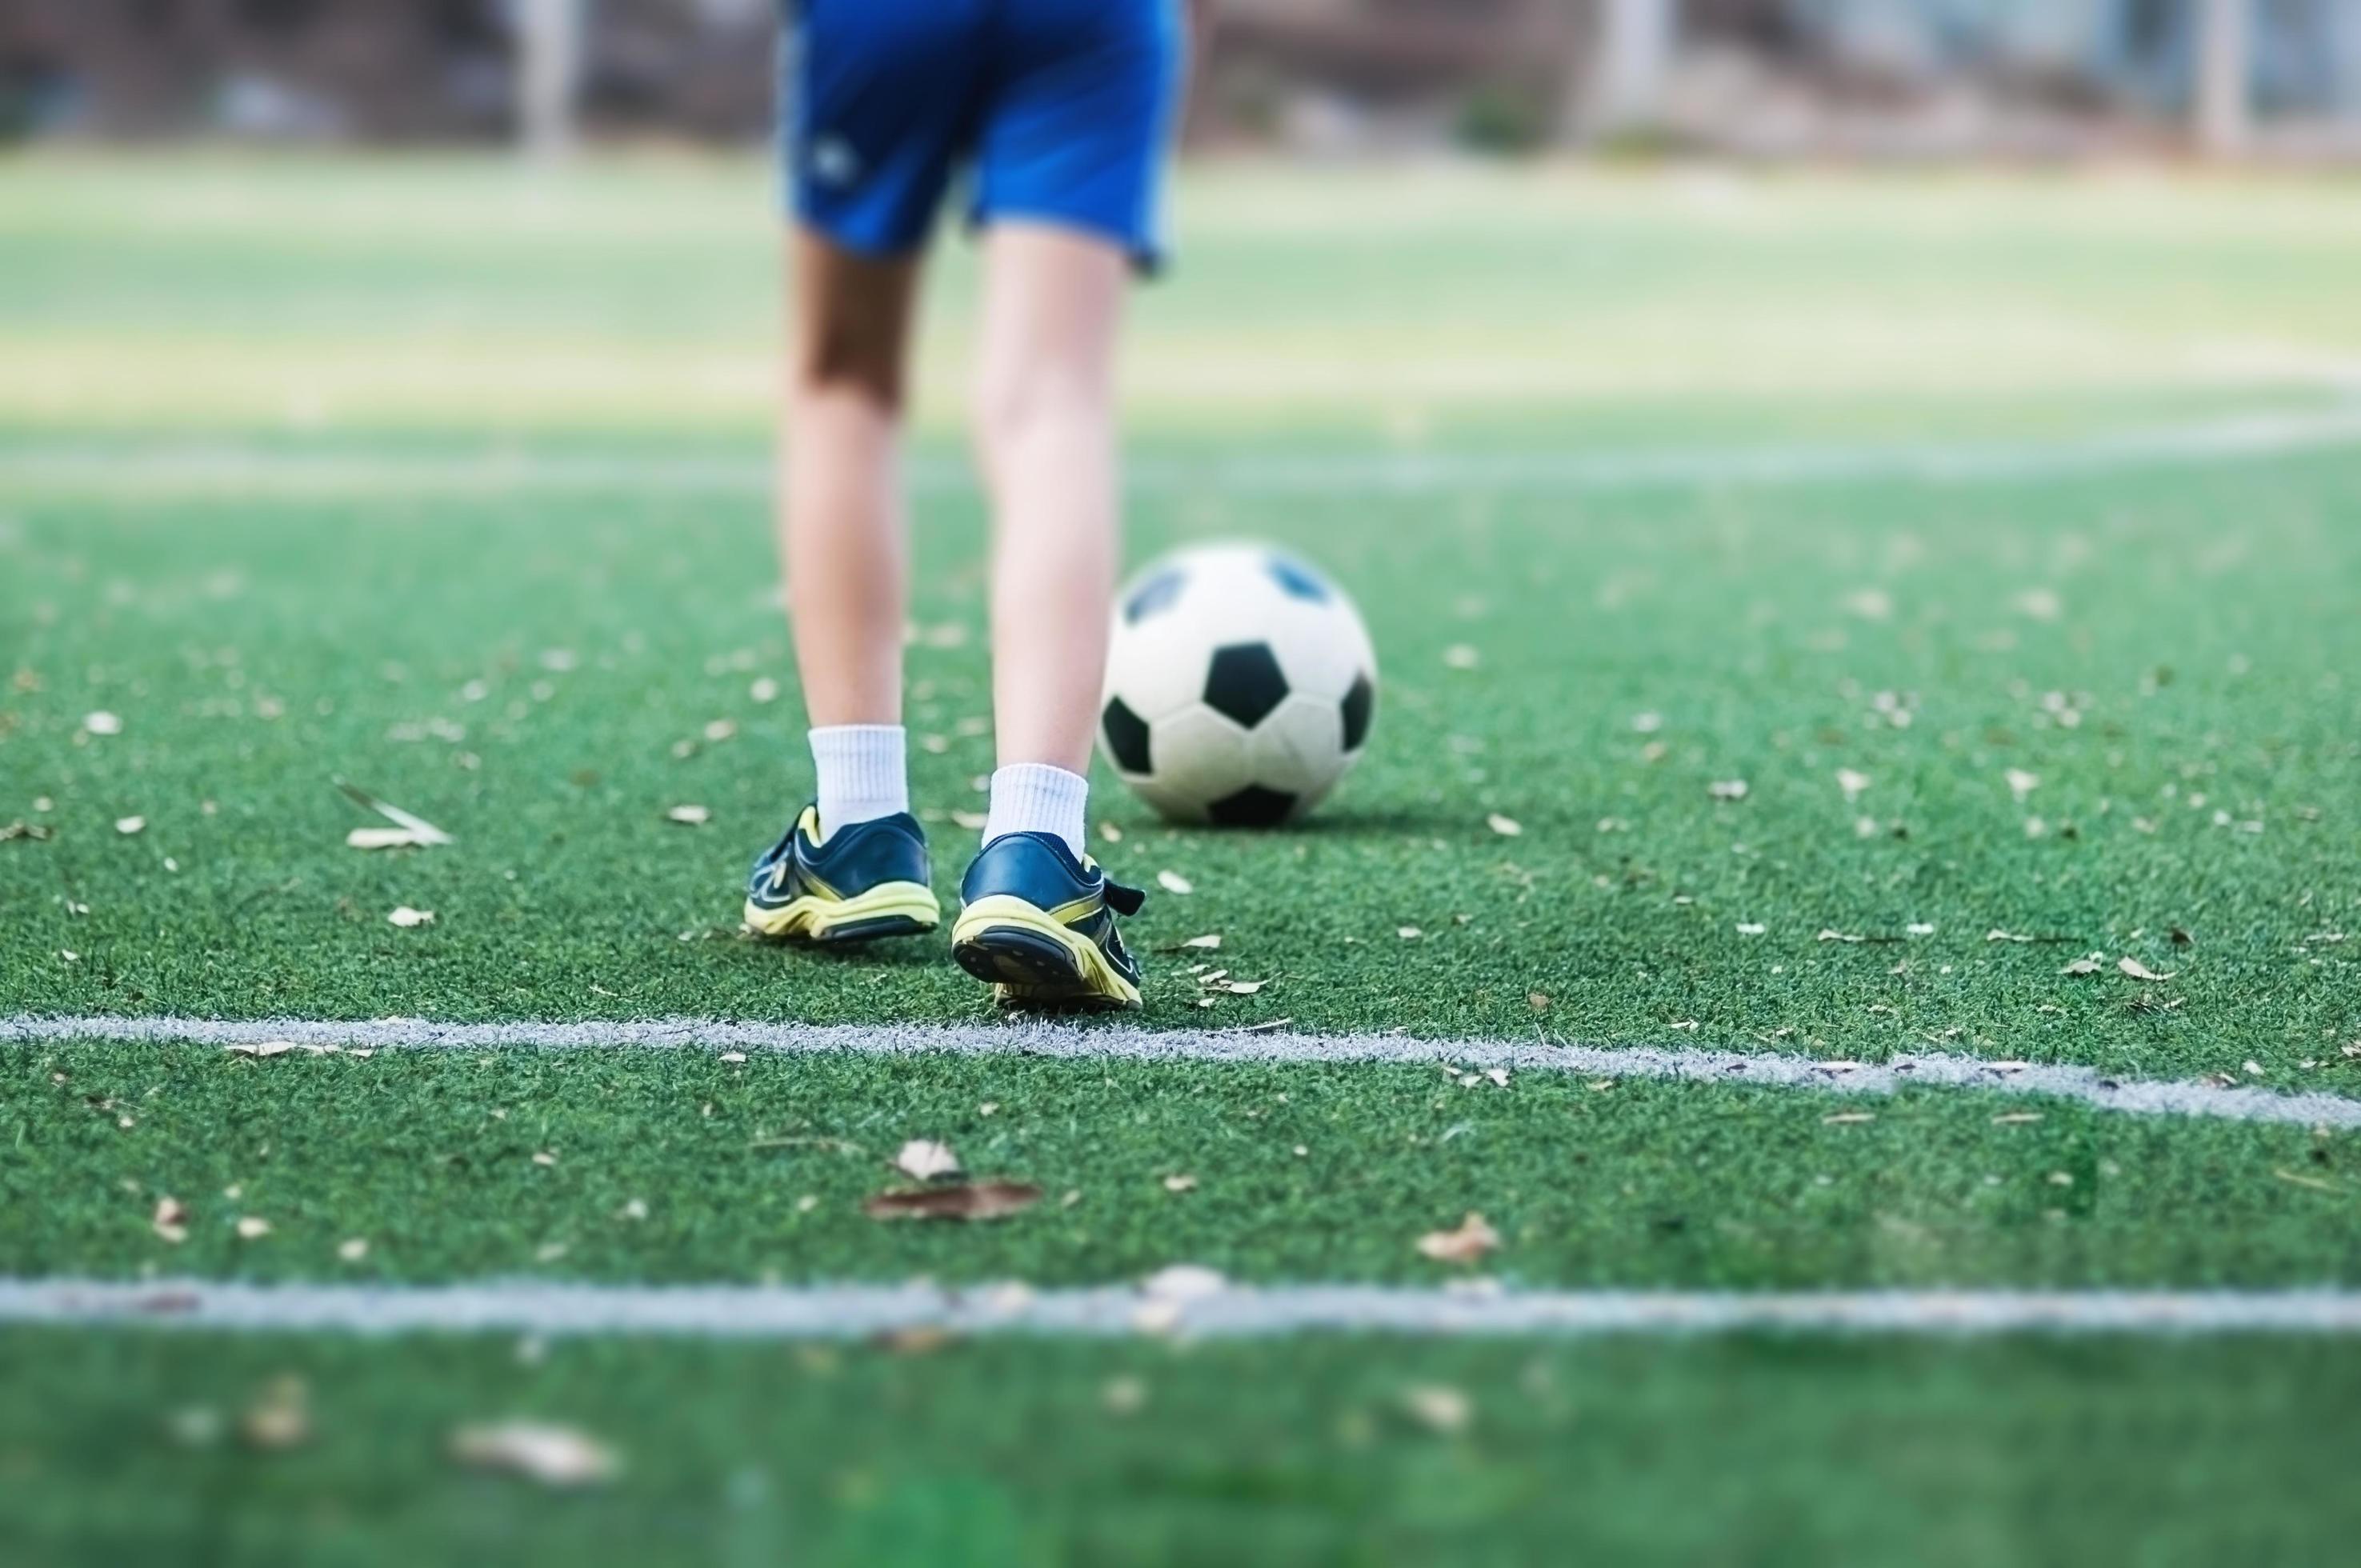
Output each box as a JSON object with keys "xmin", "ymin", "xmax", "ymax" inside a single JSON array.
[
  {"xmin": 4, "ymin": 1278, "xmax": 2359, "ymax": 1338},
  {"xmin": 4, "ymin": 404, "xmax": 2360, "ymax": 498},
  {"xmin": 6, "ymin": 1014, "xmax": 2359, "ymax": 1131}
]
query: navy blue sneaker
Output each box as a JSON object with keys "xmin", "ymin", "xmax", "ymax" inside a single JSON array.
[
  {"xmin": 744, "ymin": 806, "xmax": 940, "ymax": 946},
  {"xmin": 951, "ymin": 832, "xmax": 1146, "ymax": 1010}
]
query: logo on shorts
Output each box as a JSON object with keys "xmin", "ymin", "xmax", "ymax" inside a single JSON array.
[{"xmin": 810, "ymin": 135, "xmax": 862, "ymax": 186}]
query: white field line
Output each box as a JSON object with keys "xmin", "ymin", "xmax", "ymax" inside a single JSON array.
[
  {"xmin": 4, "ymin": 1278, "xmax": 2360, "ymax": 1338},
  {"xmin": 6, "ymin": 1014, "xmax": 2358, "ymax": 1130},
  {"xmin": 4, "ymin": 403, "xmax": 2360, "ymax": 499}
]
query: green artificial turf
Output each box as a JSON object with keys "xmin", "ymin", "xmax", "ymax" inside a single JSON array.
[
  {"xmin": 5, "ymin": 1328, "xmax": 2359, "ymax": 1568},
  {"xmin": 3, "ymin": 447, "xmax": 2357, "ymax": 1078},
  {"xmin": 6, "ymin": 1045, "xmax": 2355, "ymax": 1290},
  {"xmin": 7, "ymin": 154, "xmax": 2361, "ymax": 1563}
]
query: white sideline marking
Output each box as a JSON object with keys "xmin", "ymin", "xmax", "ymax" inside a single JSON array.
[
  {"xmin": 4, "ymin": 1278, "xmax": 2359, "ymax": 1338},
  {"xmin": 6, "ymin": 1014, "xmax": 2359, "ymax": 1130},
  {"xmin": 4, "ymin": 404, "xmax": 2359, "ymax": 498}
]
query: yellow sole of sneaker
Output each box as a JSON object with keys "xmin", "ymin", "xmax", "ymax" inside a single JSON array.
[
  {"xmin": 744, "ymin": 881, "xmax": 939, "ymax": 946},
  {"xmin": 950, "ymin": 895, "xmax": 1142, "ymax": 1010}
]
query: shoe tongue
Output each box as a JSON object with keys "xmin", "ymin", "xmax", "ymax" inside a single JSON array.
[{"xmin": 1102, "ymin": 879, "xmax": 1146, "ymax": 917}]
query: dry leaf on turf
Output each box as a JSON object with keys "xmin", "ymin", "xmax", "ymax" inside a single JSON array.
[
  {"xmin": 386, "ymin": 906, "xmax": 434, "ymax": 928},
  {"xmin": 951, "ymin": 810, "xmax": 988, "ymax": 830},
  {"xmin": 1182, "ymin": 933, "xmax": 1222, "ymax": 950},
  {"xmin": 334, "ymin": 780, "xmax": 454, "ymax": 846},
  {"xmin": 235, "ymin": 1216, "xmax": 271, "ymax": 1240},
  {"xmin": 2005, "ymin": 769, "xmax": 2041, "ymax": 802},
  {"xmin": 240, "ymin": 1377, "xmax": 310, "ymax": 1450},
  {"xmin": 451, "ymin": 1422, "xmax": 619, "ymax": 1487},
  {"xmin": 863, "ymin": 1181, "xmax": 1042, "ymax": 1222},
  {"xmin": 1707, "ymin": 779, "xmax": 1749, "ymax": 801},
  {"xmin": 2118, "ymin": 957, "xmax": 2175, "ymax": 982},
  {"xmin": 1162, "ymin": 1173, "xmax": 1198, "ymax": 1193},
  {"xmin": 665, "ymin": 804, "xmax": 711, "ymax": 826},
  {"xmin": 894, "ymin": 1139, "xmax": 962, "ymax": 1181},
  {"xmin": 1487, "ymin": 813, "xmax": 1523, "ymax": 837},
  {"xmin": 114, "ymin": 816, "xmax": 145, "ymax": 835},
  {"xmin": 1157, "ymin": 870, "xmax": 1194, "ymax": 894},
  {"xmin": 152, "ymin": 1197, "xmax": 189, "ymax": 1244},
  {"xmin": 83, "ymin": 711, "xmax": 122, "ymax": 736},
  {"xmin": 1403, "ymin": 1385, "xmax": 1472, "ymax": 1434},
  {"xmin": 1416, "ymin": 1213, "xmax": 1500, "ymax": 1265},
  {"xmin": 2060, "ymin": 957, "xmax": 2103, "ymax": 977},
  {"xmin": 346, "ymin": 827, "xmax": 434, "ymax": 850},
  {"xmin": 1836, "ymin": 769, "xmax": 1872, "ymax": 801}
]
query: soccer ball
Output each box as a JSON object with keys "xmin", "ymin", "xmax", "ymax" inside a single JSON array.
[{"xmin": 1098, "ymin": 542, "xmax": 1378, "ymax": 825}]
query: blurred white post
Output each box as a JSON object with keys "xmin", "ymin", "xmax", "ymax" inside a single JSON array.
[
  {"xmin": 1587, "ymin": 0, "xmax": 1679, "ymax": 135},
  {"xmin": 2195, "ymin": 0, "xmax": 2252, "ymax": 158},
  {"xmin": 518, "ymin": 0, "xmax": 585, "ymax": 162}
]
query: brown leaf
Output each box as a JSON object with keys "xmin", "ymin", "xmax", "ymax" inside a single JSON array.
[
  {"xmin": 1415, "ymin": 1212, "xmax": 1500, "ymax": 1265},
  {"xmin": 863, "ymin": 1180, "xmax": 1042, "ymax": 1222}
]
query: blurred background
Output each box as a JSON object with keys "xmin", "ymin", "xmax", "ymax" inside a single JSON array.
[
  {"xmin": 6, "ymin": 1, "xmax": 2359, "ymax": 453},
  {"xmin": 4, "ymin": 0, "xmax": 2358, "ymax": 161}
]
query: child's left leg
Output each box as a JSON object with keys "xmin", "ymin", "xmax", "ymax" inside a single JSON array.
[{"xmin": 740, "ymin": 229, "xmax": 941, "ymax": 948}]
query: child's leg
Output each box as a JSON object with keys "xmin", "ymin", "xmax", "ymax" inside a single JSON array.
[
  {"xmin": 782, "ymin": 231, "xmax": 922, "ymax": 831},
  {"xmin": 970, "ymin": 221, "xmax": 1130, "ymax": 851}
]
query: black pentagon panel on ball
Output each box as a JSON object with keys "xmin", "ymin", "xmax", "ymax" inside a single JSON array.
[
  {"xmin": 1122, "ymin": 567, "xmax": 1187, "ymax": 624},
  {"xmin": 1203, "ymin": 642, "xmax": 1290, "ymax": 729},
  {"xmin": 1101, "ymin": 697, "xmax": 1154, "ymax": 774},
  {"xmin": 1340, "ymin": 673, "xmax": 1375, "ymax": 752},
  {"xmin": 1208, "ymin": 785, "xmax": 1297, "ymax": 827},
  {"xmin": 1265, "ymin": 554, "xmax": 1331, "ymax": 604}
]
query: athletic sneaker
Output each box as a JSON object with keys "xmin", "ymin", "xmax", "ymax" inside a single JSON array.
[
  {"xmin": 744, "ymin": 806, "xmax": 940, "ymax": 946},
  {"xmin": 951, "ymin": 831, "xmax": 1146, "ymax": 1010}
]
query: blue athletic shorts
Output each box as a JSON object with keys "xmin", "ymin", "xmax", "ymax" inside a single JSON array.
[{"xmin": 779, "ymin": 0, "xmax": 1186, "ymax": 272}]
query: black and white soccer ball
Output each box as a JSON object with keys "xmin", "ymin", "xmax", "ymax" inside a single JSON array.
[{"xmin": 1099, "ymin": 542, "xmax": 1377, "ymax": 826}]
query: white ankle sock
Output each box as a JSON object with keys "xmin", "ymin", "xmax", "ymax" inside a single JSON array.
[
  {"xmin": 809, "ymin": 725, "xmax": 908, "ymax": 840},
  {"xmin": 982, "ymin": 763, "xmax": 1089, "ymax": 859}
]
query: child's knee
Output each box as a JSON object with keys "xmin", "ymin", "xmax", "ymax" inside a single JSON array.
[
  {"xmin": 971, "ymin": 359, "xmax": 1110, "ymax": 459},
  {"xmin": 799, "ymin": 326, "xmax": 906, "ymax": 414}
]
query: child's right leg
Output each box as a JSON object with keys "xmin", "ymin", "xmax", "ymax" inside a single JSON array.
[{"xmin": 948, "ymin": 221, "xmax": 1148, "ymax": 1010}]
